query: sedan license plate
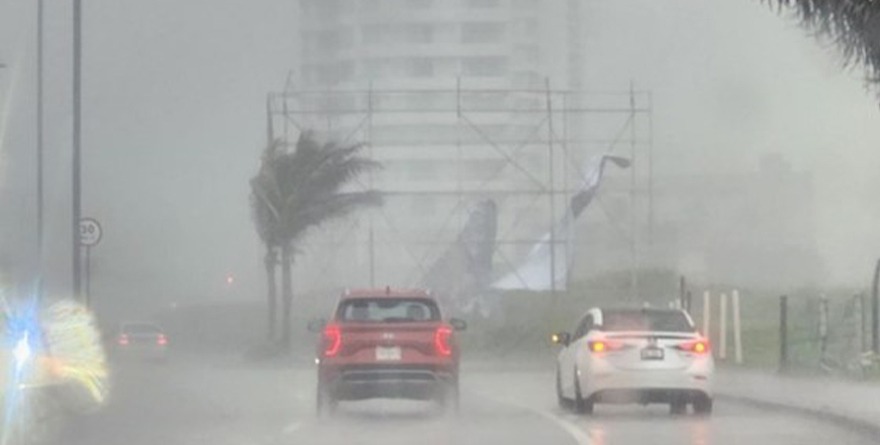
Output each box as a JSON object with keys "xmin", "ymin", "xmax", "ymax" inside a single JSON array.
[
  {"xmin": 641, "ymin": 347, "xmax": 664, "ymax": 361},
  {"xmin": 375, "ymin": 346, "xmax": 402, "ymax": 361}
]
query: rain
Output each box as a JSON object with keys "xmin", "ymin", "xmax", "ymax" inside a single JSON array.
[{"xmin": 2, "ymin": 1, "xmax": 880, "ymax": 444}]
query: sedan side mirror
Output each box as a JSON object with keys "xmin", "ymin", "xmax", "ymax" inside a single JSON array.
[
  {"xmin": 450, "ymin": 318, "xmax": 467, "ymax": 331},
  {"xmin": 551, "ymin": 331, "xmax": 570, "ymax": 346},
  {"xmin": 307, "ymin": 318, "xmax": 327, "ymax": 333}
]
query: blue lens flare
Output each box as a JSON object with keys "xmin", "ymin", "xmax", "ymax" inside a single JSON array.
[
  {"xmin": 1, "ymin": 294, "xmax": 110, "ymax": 444},
  {"xmin": 1, "ymin": 293, "xmax": 42, "ymax": 444}
]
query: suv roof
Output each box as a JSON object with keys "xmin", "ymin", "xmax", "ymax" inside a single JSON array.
[{"xmin": 343, "ymin": 287, "xmax": 433, "ymax": 299}]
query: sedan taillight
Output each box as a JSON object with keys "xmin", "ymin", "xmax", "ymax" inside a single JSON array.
[
  {"xmin": 588, "ymin": 339, "xmax": 625, "ymax": 353},
  {"xmin": 322, "ymin": 325, "xmax": 342, "ymax": 357},
  {"xmin": 118, "ymin": 334, "xmax": 129, "ymax": 346},
  {"xmin": 676, "ymin": 339, "xmax": 710, "ymax": 354},
  {"xmin": 157, "ymin": 334, "xmax": 168, "ymax": 346}
]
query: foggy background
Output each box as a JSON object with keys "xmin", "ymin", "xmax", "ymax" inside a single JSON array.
[{"xmin": 1, "ymin": 0, "xmax": 880, "ymax": 321}]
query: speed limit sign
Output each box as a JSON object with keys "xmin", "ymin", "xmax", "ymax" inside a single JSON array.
[{"xmin": 78, "ymin": 218, "xmax": 103, "ymax": 247}]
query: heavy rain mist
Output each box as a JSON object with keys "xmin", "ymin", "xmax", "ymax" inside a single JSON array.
[{"xmin": 2, "ymin": 1, "xmax": 880, "ymax": 445}]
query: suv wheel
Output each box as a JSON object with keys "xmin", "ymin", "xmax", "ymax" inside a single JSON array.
[
  {"xmin": 440, "ymin": 381, "xmax": 460, "ymax": 416},
  {"xmin": 316, "ymin": 384, "xmax": 337, "ymax": 418}
]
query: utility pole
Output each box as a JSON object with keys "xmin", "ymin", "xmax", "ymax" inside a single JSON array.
[
  {"xmin": 0, "ymin": 62, "xmax": 6, "ymax": 107},
  {"xmin": 545, "ymin": 78, "xmax": 557, "ymax": 295},
  {"xmin": 647, "ymin": 91, "xmax": 654, "ymax": 245},
  {"xmin": 367, "ymin": 82, "xmax": 375, "ymax": 287},
  {"xmin": 629, "ymin": 82, "xmax": 638, "ymax": 300},
  {"xmin": 37, "ymin": 0, "xmax": 45, "ymax": 300},
  {"xmin": 73, "ymin": 0, "xmax": 83, "ymax": 298}
]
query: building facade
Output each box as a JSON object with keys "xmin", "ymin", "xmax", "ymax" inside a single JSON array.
[
  {"xmin": 287, "ymin": 0, "xmax": 586, "ymax": 288},
  {"xmin": 297, "ymin": 0, "xmax": 581, "ymax": 91}
]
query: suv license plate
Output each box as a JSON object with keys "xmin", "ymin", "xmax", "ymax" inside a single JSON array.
[
  {"xmin": 641, "ymin": 347, "xmax": 664, "ymax": 361},
  {"xmin": 375, "ymin": 346, "xmax": 402, "ymax": 361}
]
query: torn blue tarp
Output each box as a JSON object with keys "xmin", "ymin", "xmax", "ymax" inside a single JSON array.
[
  {"xmin": 492, "ymin": 155, "xmax": 630, "ymax": 291},
  {"xmin": 421, "ymin": 200, "xmax": 498, "ymax": 317}
]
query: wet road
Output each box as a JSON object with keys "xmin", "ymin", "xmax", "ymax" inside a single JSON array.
[{"xmin": 55, "ymin": 355, "xmax": 876, "ymax": 445}]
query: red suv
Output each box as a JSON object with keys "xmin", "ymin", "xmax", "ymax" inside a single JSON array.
[{"xmin": 309, "ymin": 288, "xmax": 466, "ymax": 416}]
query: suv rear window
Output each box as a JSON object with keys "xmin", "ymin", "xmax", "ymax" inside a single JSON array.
[
  {"xmin": 601, "ymin": 309, "xmax": 693, "ymax": 333},
  {"xmin": 337, "ymin": 298, "xmax": 440, "ymax": 323}
]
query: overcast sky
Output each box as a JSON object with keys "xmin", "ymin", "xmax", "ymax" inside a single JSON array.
[
  {"xmin": 581, "ymin": 0, "xmax": 880, "ymax": 285},
  {"xmin": 2, "ymin": 0, "xmax": 880, "ymax": 315}
]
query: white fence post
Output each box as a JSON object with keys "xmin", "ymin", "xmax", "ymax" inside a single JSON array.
[
  {"xmin": 719, "ymin": 293, "xmax": 728, "ymax": 360},
  {"xmin": 733, "ymin": 289, "xmax": 743, "ymax": 364},
  {"xmin": 702, "ymin": 291, "xmax": 711, "ymax": 338}
]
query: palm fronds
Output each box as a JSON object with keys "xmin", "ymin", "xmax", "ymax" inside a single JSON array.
[
  {"xmin": 771, "ymin": 0, "xmax": 880, "ymax": 88},
  {"xmin": 249, "ymin": 131, "xmax": 383, "ymax": 346}
]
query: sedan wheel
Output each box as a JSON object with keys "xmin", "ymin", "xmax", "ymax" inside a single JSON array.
[
  {"xmin": 572, "ymin": 369, "xmax": 594, "ymax": 415},
  {"xmin": 670, "ymin": 400, "xmax": 688, "ymax": 415},
  {"xmin": 556, "ymin": 369, "xmax": 568, "ymax": 410},
  {"xmin": 693, "ymin": 396, "xmax": 713, "ymax": 416}
]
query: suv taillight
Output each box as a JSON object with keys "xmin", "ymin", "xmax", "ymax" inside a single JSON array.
[
  {"xmin": 434, "ymin": 326, "xmax": 453, "ymax": 356},
  {"xmin": 118, "ymin": 334, "xmax": 129, "ymax": 346},
  {"xmin": 322, "ymin": 325, "xmax": 342, "ymax": 357},
  {"xmin": 157, "ymin": 334, "xmax": 168, "ymax": 346}
]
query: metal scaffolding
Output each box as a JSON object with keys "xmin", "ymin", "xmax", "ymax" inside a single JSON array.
[{"xmin": 266, "ymin": 79, "xmax": 653, "ymax": 296}]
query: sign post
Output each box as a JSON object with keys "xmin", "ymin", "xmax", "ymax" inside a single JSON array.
[{"xmin": 78, "ymin": 217, "xmax": 102, "ymax": 306}]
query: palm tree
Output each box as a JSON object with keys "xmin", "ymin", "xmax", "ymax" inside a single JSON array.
[
  {"xmin": 251, "ymin": 132, "xmax": 382, "ymax": 347},
  {"xmin": 770, "ymin": 1, "xmax": 880, "ymax": 95},
  {"xmin": 250, "ymin": 139, "xmax": 283, "ymax": 341}
]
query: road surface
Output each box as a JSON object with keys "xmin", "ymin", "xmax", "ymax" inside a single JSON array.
[{"xmin": 52, "ymin": 354, "xmax": 875, "ymax": 445}]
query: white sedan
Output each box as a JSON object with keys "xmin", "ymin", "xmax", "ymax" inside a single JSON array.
[{"xmin": 553, "ymin": 307, "xmax": 714, "ymax": 415}]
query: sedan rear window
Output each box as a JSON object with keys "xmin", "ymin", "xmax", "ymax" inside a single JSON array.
[
  {"xmin": 601, "ymin": 309, "xmax": 693, "ymax": 333},
  {"xmin": 337, "ymin": 298, "xmax": 440, "ymax": 323},
  {"xmin": 123, "ymin": 323, "xmax": 162, "ymax": 334}
]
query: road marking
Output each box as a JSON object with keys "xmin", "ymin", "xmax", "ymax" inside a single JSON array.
[
  {"xmin": 528, "ymin": 408, "xmax": 592, "ymax": 445},
  {"xmin": 472, "ymin": 391, "xmax": 591, "ymax": 445}
]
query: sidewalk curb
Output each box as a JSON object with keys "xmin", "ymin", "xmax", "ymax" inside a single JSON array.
[{"xmin": 715, "ymin": 392, "xmax": 880, "ymax": 438}]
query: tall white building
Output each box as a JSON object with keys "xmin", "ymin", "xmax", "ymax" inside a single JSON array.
[
  {"xmin": 286, "ymin": 0, "xmax": 586, "ymax": 287},
  {"xmin": 297, "ymin": 0, "xmax": 582, "ymax": 91}
]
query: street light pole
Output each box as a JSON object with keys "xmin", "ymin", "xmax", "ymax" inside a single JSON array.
[{"xmin": 72, "ymin": 0, "xmax": 83, "ymax": 298}]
